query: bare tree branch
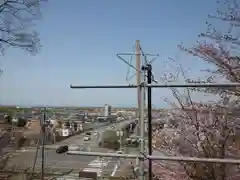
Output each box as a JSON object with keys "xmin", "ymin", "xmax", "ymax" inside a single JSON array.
[{"xmin": 0, "ymin": 0, "xmax": 46, "ymax": 55}]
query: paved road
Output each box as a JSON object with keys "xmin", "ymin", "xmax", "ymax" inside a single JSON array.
[
  {"xmin": 6, "ymin": 149, "xmax": 96, "ymax": 171},
  {"xmin": 66, "ymin": 120, "xmax": 134, "ymax": 177},
  {"xmin": 5, "ymin": 121, "xmax": 132, "ymax": 177},
  {"xmin": 0, "ymin": 133, "xmax": 11, "ymax": 157}
]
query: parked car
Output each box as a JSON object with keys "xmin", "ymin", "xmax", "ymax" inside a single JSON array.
[
  {"xmin": 83, "ymin": 136, "xmax": 91, "ymax": 141},
  {"xmin": 94, "ymin": 132, "xmax": 98, "ymax": 136},
  {"xmin": 85, "ymin": 131, "xmax": 92, "ymax": 135},
  {"xmin": 56, "ymin": 145, "xmax": 68, "ymax": 154}
]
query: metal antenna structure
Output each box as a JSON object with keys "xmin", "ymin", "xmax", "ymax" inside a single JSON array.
[
  {"xmin": 117, "ymin": 40, "xmax": 159, "ymax": 180},
  {"xmin": 116, "ymin": 40, "xmax": 158, "ymax": 129},
  {"xmin": 68, "ymin": 40, "xmax": 240, "ymax": 180}
]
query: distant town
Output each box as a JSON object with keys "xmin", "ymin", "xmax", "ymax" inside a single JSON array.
[{"xmin": 0, "ymin": 104, "xmax": 174, "ymax": 178}]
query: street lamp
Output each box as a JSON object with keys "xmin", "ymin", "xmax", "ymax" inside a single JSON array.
[
  {"xmin": 116, "ymin": 130, "xmax": 124, "ymax": 152},
  {"xmin": 116, "ymin": 130, "xmax": 124, "ymax": 137}
]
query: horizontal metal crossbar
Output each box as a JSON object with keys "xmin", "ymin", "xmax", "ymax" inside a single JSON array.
[
  {"xmin": 67, "ymin": 151, "xmax": 240, "ymax": 164},
  {"xmin": 70, "ymin": 83, "xmax": 240, "ymax": 89},
  {"xmin": 67, "ymin": 151, "xmax": 139, "ymax": 159},
  {"xmin": 116, "ymin": 53, "xmax": 159, "ymax": 56},
  {"xmin": 0, "ymin": 169, "xmax": 73, "ymax": 176}
]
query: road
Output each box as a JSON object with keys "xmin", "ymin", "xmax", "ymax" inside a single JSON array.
[{"xmin": 5, "ymin": 120, "xmax": 134, "ymax": 177}]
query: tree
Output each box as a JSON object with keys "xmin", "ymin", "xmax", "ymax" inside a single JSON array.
[
  {"xmin": 0, "ymin": 1, "xmax": 45, "ymax": 173},
  {"xmin": 155, "ymin": 0, "xmax": 240, "ymax": 180},
  {"xmin": 0, "ymin": 0, "xmax": 45, "ymax": 54}
]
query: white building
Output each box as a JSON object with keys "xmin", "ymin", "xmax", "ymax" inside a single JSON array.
[{"xmin": 104, "ymin": 104, "xmax": 111, "ymax": 117}]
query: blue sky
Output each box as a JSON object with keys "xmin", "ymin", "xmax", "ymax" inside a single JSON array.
[{"xmin": 0, "ymin": 0, "xmax": 220, "ymax": 107}]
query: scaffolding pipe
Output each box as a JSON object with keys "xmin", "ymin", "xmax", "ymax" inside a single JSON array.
[
  {"xmin": 146, "ymin": 64, "xmax": 152, "ymax": 180},
  {"xmin": 67, "ymin": 151, "xmax": 141, "ymax": 159},
  {"xmin": 67, "ymin": 151, "xmax": 240, "ymax": 164},
  {"xmin": 139, "ymin": 82, "xmax": 145, "ymax": 180},
  {"xmin": 70, "ymin": 83, "xmax": 240, "ymax": 89},
  {"xmin": 147, "ymin": 155, "xmax": 240, "ymax": 164},
  {"xmin": 0, "ymin": 170, "xmax": 73, "ymax": 177}
]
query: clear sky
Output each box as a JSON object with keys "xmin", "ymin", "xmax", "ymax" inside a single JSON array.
[{"xmin": 0, "ymin": 0, "xmax": 220, "ymax": 107}]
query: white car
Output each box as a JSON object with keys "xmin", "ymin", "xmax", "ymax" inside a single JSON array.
[
  {"xmin": 116, "ymin": 150, "xmax": 123, "ymax": 154},
  {"xmin": 83, "ymin": 136, "xmax": 91, "ymax": 141},
  {"xmin": 94, "ymin": 132, "xmax": 98, "ymax": 136}
]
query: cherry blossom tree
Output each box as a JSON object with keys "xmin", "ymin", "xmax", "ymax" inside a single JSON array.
[{"xmin": 154, "ymin": 0, "xmax": 240, "ymax": 179}]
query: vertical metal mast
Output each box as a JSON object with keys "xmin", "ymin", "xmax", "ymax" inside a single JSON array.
[{"xmin": 136, "ymin": 40, "xmax": 141, "ymax": 136}]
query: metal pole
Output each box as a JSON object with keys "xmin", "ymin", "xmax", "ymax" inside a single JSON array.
[
  {"xmin": 147, "ymin": 64, "xmax": 152, "ymax": 180},
  {"xmin": 0, "ymin": 169, "xmax": 75, "ymax": 177},
  {"xmin": 136, "ymin": 40, "xmax": 141, "ymax": 137},
  {"xmin": 67, "ymin": 151, "xmax": 240, "ymax": 164},
  {"xmin": 67, "ymin": 151, "xmax": 140, "ymax": 158},
  {"xmin": 70, "ymin": 83, "xmax": 240, "ymax": 89},
  {"xmin": 147, "ymin": 155, "xmax": 240, "ymax": 164},
  {"xmin": 140, "ymin": 82, "xmax": 145, "ymax": 180},
  {"xmin": 41, "ymin": 107, "xmax": 46, "ymax": 180}
]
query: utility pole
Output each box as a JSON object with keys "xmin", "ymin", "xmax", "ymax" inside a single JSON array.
[
  {"xmin": 41, "ymin": 107, "xmax": 46, "ymax": 180},
  {"xmin": 135, "ymin": 40, "xmax": 141, "ymax": 136}
]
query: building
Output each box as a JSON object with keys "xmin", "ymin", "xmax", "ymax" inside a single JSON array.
[{"xmin": 104, "ymin": 104, "xmax": 111, "ymax": 117}]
